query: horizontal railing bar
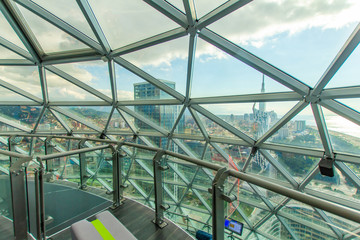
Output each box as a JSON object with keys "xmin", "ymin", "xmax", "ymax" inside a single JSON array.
[
  {"xmin": 228, "ymin": 169, "xmax": 360, "ymax": 224},
  {"xmin": 38, "ymin": 145, "xmax": 112, "ymax": 161},
  {"xmin": 0, "ymin": 149, "xmax": 31, "ymax": 159}
]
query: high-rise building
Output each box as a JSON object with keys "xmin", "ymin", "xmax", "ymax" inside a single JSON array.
[{"xmin": 134, "ymin": 80, "xmax": 184, "ymax": 148}]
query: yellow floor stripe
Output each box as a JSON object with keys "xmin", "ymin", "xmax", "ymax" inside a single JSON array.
[{"xmin": 91, "ymin": 219, "xmax": 115, "ymax": 240}]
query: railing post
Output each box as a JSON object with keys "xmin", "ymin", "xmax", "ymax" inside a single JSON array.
[
  {"xmin": 8, "ymin": 136, "xmax": 17, "ymax": 165},
  {"xmin": 44, "ymin": 137, "xmax": 55, "ymax": 172},
  {"xmin": 10, "ymin": 164, "xmax": 28, "ymax": 239},
  {"xmin": 110, "ymin": 144, "xmax": 124, "ymax": 208},
  {"xmin": 78, "ymin": 139, "xmax": 87, "ymax": 189},
  {"xmin": 212, "ymin": 168, "xmax": 237, "ymax": 240},
  {"xmin": 152, "ymin": 150, "xmax": 168, "ymax": 228}
]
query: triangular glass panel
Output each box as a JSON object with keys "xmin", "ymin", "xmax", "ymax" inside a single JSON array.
[
  {"xmin": 306, "ymin": 167, "xmax": 360, "ymax": 205},
  {"xmin": 16, "ymin": 3, "xmax": 90, "ymax": 53},
  {"xmin": 271, "ymin": 150, "xmax": 320, "ymax": 183},
  {"xmin": 107, "ymin": 109, "xmax": 132, "ymax": 132},
  {"xmin": 192, "ymin": 39, "xmax": 292, "ymax": 98},
  {"xmin": 0, "ymin": 45, "xmax": 24, "ymax": 59},
  {"xmin": 122, "ymin": 36, "xmax": 189, "ymax": 96},
  {"xmin": 46, "ymin": 70, "xmax": 104, "ymax": 101},
  {"xmin": 246, "ymin": 151, "xmax": 289, "ymax": 184},
  {"xmin": 217, "ymin": 143, "xmax": 251, "ymax": 171},
  {"xmin": 326, "ymin": 43, "xmax": 360, "ymax": 89},
  {"xmin": 32, "ymin": 0, "xmax": 97, "ymax": 40},
  {"xmin": 0, "ymin": 87, "xmax": 33, "ymax": 102},
  {"xmin": 52, "ymin": 109, "xmax": 93, "ymax": 132},
  {"xmin": 208, "ymin": 1, "xmax": 359, "ymax": 87},
  {"xmin": 175, "ymin": 108, "xmax": 204, "ymax": 137},
  {"xmin": 0, "ymin": 66, "xmax": 42, "ymax": 98},
  {"xmin": 60, "ymin": 106, "xmax": 111, "ymax": 130},
  {"xmin": 0, "ymin": 106, "xmax": 41, "ymax": 130},
  {"xmin": 55, "ymin": 61, "xmax": 112, "ymax": 98},
  {"xmin": 322, "ymin": 106, "xmax": 360, "ymax": 155},
  {"xmin": 199, "ymin": 101, "xmax": 298, "ymax": 140},
  {"xmin": 87, "ymin": 0, "xmax": 178, "ymax": 49},
  {"xmin": 0, "ymin": 11, "xmax": 27, "ymax": 49},
  {"xmin": 36, "ymin": 108, "xmax": 66, "ymax": 132},
  {"xmin": 266, "ymin": 104, "xmax": 324, "ymax": 150},
  {"xmin": 194, "ymin": 0, "xmax": 228, "ymax": 19},
  {"xmin": 115, "ymin": 63, "xmax": 177, "ymax": 101},
  {"xmin": 196, "ymin": 110, "xmax": 242, "ymax": 140},
  {"xmin": 257, "ymin": 215, "xmax": 284, "ymax": 239}
]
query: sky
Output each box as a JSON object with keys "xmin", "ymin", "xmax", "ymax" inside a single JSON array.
[{"xmin": 0, "ymin": 0, "xmax": 359, "ymax": 131}]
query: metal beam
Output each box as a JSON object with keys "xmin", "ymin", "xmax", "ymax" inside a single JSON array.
[
  {"xmin": 143, "ymin": 0, "xmax": 188, "ymax": 28},
  {"xmin": 117, "ymin": 106, "xmax": 169, "ymax": 136},
  {"xmin": 41, "ymin": 51, "xmax": 102, "ymax": 65},
  {"xmin": 110, "ymin": 27, "xmax": 187, "ymax": 57},
  {"xmin": 183, "ymin": 0, "xmax": 196, "ymax": 26},
  {"xmin": 191, "ymin": 104, "xmax": 255, "ymax": 145},
  {"xmin": 108, "ymin": 59, "xmax": 117, "ymax": 103},
  {"xmin": 196, "ymin": 0, "xmax": 252, "ymax": 29},
  {"xmin": 0, "ymin": 59, "xmax": 35, "ymax": 65},
  {"xmin": 187, "ymin": 108, "xmax": 209, "ymax": 141},
  {"xmin": 199, "ymin": 28, "xmax": 310, "ymax": 96},
  {"xmin": 0, "ymin": 115, "xmax": 32, "ymax": 132},
  {"xmin": 0, "ymin": 0, "xmax": 41, "ymax": 62},
  {"xmin": 320, "ymin": 99, "xmax": 360, "ymax": 126},
  {"xmin": 50, "ymin": 106, "xmax": 103, "ymax": 132},
  {"xmin": 76, "ymin": 0, "xmax": 111, "ymax": 53},
  {"xmin": 335, "ymin": 161, "xmax": 360, "ymax": 190},
  {"xmin": 321, "ymin": 86, "xmax": 360, "ymax": 99},
  {"xmin": 312, "ymin": 23, "xmax": 360, "ymax": 96},
  {"xmin": 190, "ymin": 91, "xmax": 302, "ymax": 104},
  {"xmin": 116, "ymin": 108, "xmax": 137, "ymax": 134},
  {"xmin": 38, "ymin": 65, "xmax": 48, "ymax": 104},
  {"xmin": 185, "ymin": 33, "xmax": 197, "ymax": 101},
  {"xmin": 311, "ymin": 103, "xmax": 333, "ymax": 156},
  {"xmin": 46, "ymin": 65, "xmax": 112, "ymax": 103},
  {"xmin": 113, "ymin": 57, "xmax": 185, "ymax": 101},
  {"xmin": 0, "ymin": 78, "xmax": 43, "ymax": 103},
  {"xmin": 0, "ymin": 36, "xmax": 33, "ymax": 61},
  {"xmin": 14, "ymin": 0, "xmax": 104, "ymax": 53}
]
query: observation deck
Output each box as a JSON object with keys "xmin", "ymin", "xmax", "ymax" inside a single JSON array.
[{"xmin": 1, "ymin": 135, "xmax": 360, "ymax": 240}]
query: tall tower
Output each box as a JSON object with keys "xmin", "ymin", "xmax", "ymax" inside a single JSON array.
[{"xmin": 259, "ymin": 74, "xmax": 266, "ymax": 112}]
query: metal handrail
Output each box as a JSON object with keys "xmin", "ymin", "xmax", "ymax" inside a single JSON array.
[{"xmin": 3, "ymin": 134, "xmax": 360, "ymax": 239}]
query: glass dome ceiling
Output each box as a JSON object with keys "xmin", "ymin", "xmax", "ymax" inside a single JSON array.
[{"xmin": 0, "ymin": 0, "xmax": 360, "ymax": 239}]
